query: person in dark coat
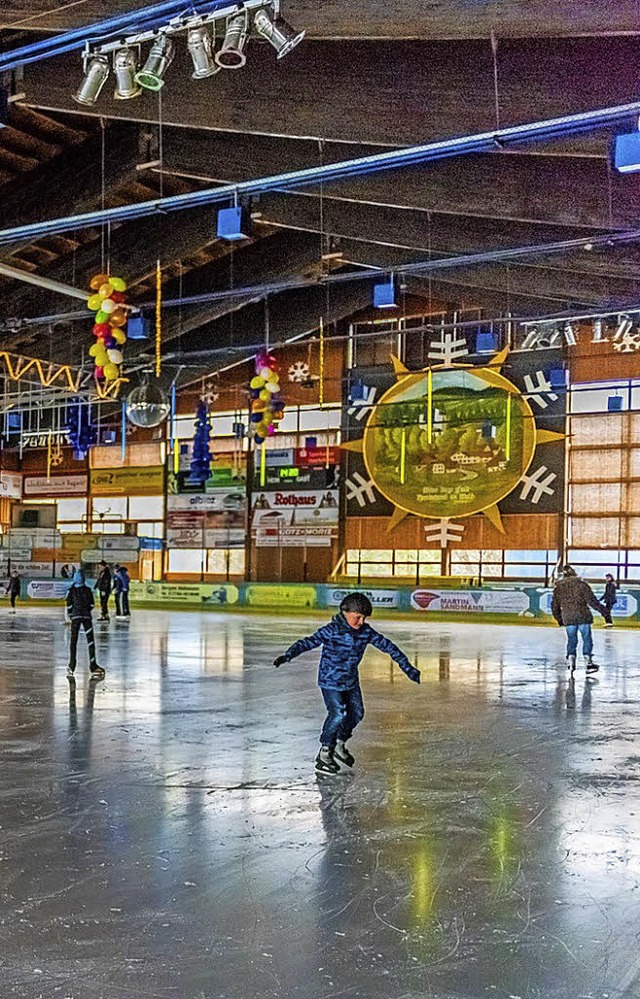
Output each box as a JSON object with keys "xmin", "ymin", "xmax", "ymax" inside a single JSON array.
[
  {"xmin": 551, "ymin": 565, "xmax": 607, "ymax": 673},
  {"xmin": 7, "ymin": 569, "xmax": 20, "ymax": 613},
  {"xmin": 65, "ymin": 569, "xmax": 105, "ymax": 680},
  {"xmin": 273, "ymin": 592, "xmax": 420, "ymax": 774},
  {"xmin": 600, "ymin": 573, "xmax": 618, "ymax": 627},
  {"xmin": 94, "ymin": 561, "xmax": 112, "ymax": 621}
]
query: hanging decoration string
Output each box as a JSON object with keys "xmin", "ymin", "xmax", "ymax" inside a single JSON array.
[
  {"xmin": 155, "ymin": 258, "xmax": 162, "ymax": 377},
  {"xmin": 318, "ymin": 315, "xmax": 325, "ymax": 409}
]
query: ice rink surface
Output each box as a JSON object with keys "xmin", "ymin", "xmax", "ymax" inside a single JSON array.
[{"xmin": 0, "ymin": 608, "xmax": 639, "ymax": 999}]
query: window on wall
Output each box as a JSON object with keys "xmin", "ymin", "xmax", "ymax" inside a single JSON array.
[
  {"xmin": 90, "ymin": 495, "xmax": 164, "ymax": 537},
  {"xmin": 168, "ymin": 548, "xmax": 245, "ymax": 579},
  {"xmin": 567, "ymin": 549, "xmax": 640, "ymax": 583},
  {"xmin": 451, "ymin": 549, "xmax": 557, "ymax": 582},
  {"xmin": 56, "ymin": 498, "xmax": 88, "ymax": 533},
  {"xmin": 345, "ymin": 549, "xmax": 440, "ymax": 579},
  {"xmin": 568, "ymin": 379, "xmax": 640, "ymax": 550}
]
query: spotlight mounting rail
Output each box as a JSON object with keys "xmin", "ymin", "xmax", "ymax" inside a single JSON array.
[{"xmin": 86, "ymin": 0, "xmax": 280, "ymax": 57}]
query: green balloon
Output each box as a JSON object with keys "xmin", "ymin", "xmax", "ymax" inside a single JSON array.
[{"xmin": 95, "ymin": 310, "xmax": 108, "ymax": 324}]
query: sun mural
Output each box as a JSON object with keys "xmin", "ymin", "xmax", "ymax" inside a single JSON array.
[{"xmin": 344, "ymin": 349, "xmax": 564, "ymax": 536}]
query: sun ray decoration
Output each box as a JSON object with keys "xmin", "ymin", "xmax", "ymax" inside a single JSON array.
[{"xmin": 345, "ymin": 347, "xmax": 565, "ymax": 548}]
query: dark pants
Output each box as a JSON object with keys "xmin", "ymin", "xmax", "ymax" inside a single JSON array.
[
  {"xmin": 69, "ymin": 617, "xmax": 97, "ymax": 669},
  {"xmin": 98, "ymin": 590, "xmax": 110, "ymax": 618},
  {"xmin": 320, "ymin": 684, "xmax": 365, "ymax": 748},
  {"xmin": 116, "ymin": 591, "xmax": 130, "ymax": 616},
  {"xmin": 603, "ymin": 602, "xmax": 615, "ymax": 624},
  {"xmin": 10, "ymin": 592, "xmax": 17, "ymax": 609}
]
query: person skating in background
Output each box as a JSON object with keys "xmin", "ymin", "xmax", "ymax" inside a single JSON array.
[
  {"xmin": 551, "ymin": 565, "xmax": 607, "ymax": 673},
  {"xmin": 600, "ymin": 573, "xmax": 618, "ymax": 627},
  {"xmin": 113, "ymin": 564, "xmax": 131, "ymax": 618},
  {"xmin": 273, "ymin": 592, "xmax": 420, "ymax": 775},
  {"xmin": 94, "ymin": 560, "xmax": 112, "ymax": 621},
  {"xmin": 6, "ymin": 569, "xmax": 20, "ymax": 614},
  {"xmin": 65, "ymin": 569, "xmax": 105, "ymax": 681}
]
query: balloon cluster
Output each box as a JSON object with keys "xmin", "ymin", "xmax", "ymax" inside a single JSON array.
[
  {"xmin": 86, "ymin": 273, "xmax": 128, "ymax": 383},
  {"xmin": 249, "ymin": 353, "xmax": 285, "ymax": 444}
]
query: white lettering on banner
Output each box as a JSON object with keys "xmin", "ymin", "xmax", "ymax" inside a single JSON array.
[
  {"xmin": 8, "ymin": 561, "xmax": 53, "ymax": 577},
  {"xmin": 167, "ymin": 491, "xmax": 246, "ymax": 513},
  {"xmin": 538, "ymin": 589, "xmax": 638, "ymax": 619},
  {"xmin": 328, "ymin": 588, "xmax": 399, "ymax": 609},
  {"xmin": 0, "ymin": 547, "xmax": 32, "ymax": 560},
  {"xmin": 255, "ymin": 526, "xmax": 335, "ymax": 547},
  {"xmin": 411, "ymin": 589, "xmax": 530, "ymax": 614},
  {"xmin": 24, "ymin": 475, "xmax": 88, "ymax": 497},
  {"xmin": 27, "ymin": 580, "xmax": 69, "ymax": 600}
]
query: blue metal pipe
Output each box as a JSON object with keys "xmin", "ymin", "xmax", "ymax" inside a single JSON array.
[
  {"xmin": 0, "ymin": 101, "xmax": 638, "ymax": 249},
  {"xmin": 0, "ymin": 0, "xmax": 235, "ymax": 72}
]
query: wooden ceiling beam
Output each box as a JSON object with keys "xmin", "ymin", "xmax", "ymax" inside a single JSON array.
[
  {"xmin": 3, "ymin": 1, "xmax": 638, "ymax": 39},
  {"xmin": 20, "ymin": 37, "xmax": 640, "ymax": 149}
]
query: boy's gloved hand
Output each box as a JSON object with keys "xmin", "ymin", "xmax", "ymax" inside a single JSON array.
[
  {"xmin": 273, "ymin": 656, "xmax": 288, "ymax": 668},
  {"xmin": 405, "ymin": 666, "xmax": 421, "ymax": 684}
]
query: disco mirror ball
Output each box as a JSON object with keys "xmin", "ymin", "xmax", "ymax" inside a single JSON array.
[{"xmin": 125, "ymin": 381, "xmax": 170, "ymax": 428}]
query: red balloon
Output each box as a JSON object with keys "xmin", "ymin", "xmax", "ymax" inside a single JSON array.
[
  {"xmin": 94, "ymin": 365, "xmax": 104, "ymax": 378},
  {"xmin": 111, "ymin": 291, "xmax": 126, "ymax": 304},
  {"xmin": 93, "ymin": 323, "xmax": 109, "ymax": 337}
]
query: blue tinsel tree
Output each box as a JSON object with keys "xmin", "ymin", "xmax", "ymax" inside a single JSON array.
[{"xmin": 189, "ymin": 400, "xmax": 212, "ymax": 484}]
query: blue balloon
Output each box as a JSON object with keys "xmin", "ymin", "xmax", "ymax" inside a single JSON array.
[{"xmin": 254, "ymin": 434, "xmax": 264, "ymax": 445}]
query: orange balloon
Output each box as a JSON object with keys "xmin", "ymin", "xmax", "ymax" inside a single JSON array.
[
  {"xmin": 108, "ymin": 308, "xmax": 127, "ymax": 327},
  {"xmin": 90, "ymin": 273, "xmax": 110, "ymax": 291}
]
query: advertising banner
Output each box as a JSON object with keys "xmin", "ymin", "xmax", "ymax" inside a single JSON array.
[
  {"xmin": 167, "ymin": 490, "xmax": 246, "ymax": 513},
  {"xmin": 90, "ymin": 466, "xmax": 164, "ymax": 496},
  {"xmin": 24, "ymin": 475, "xmax": 87, "ymax": 497},
  {"xmin": 0, "ymin": 472, "xmax": 22, "ymax": 499},
  {"xmin": 295, "ymin": 446, "xmax": 340, "ymax": 467},
  {"xmin": 98, "ymin": 535, "xmax": 140, "ymax": 552},
  {"xmin": 253, "ymin": 465, "xmax": 339, "ymax": 490},
  {"xmin": 244, "ymin": 584, "xmax": 318, "ymax": 608},
  {"xmin": 8, "ymin": 527, "xmax": 62, "ymax": 548},
  {"xmin": 538, "ymin": 588, "xmax": 638, "ymax": 619},
  {"xmin": 26, "ymin": 580, "xmax": 69, "ymax": 600},
  {"xmin": 0, "ymin": 545, "xmax": 32, "ymax": 560},
  {"xmin": 251, "ymin": 490, "xmax": 339, "ymax": 547},
  {"xmin": 130, "ymin": 581, "xmax": 239, "ymax": 605},
  {"xmin": 166, "ymin": 527, "xmax": 245, "ymax": 548},
  {"xmin": 411, "ymin": 588, "xmax": 531, "ymax": 614},
  {"xmin": 167, "ymin": 488, "xmax": 246, "ymax": 549},
  {"xmin": 254, "ymin": 526, "xmax": 335, "ymax": 547},
  {"xmin": 327, "ymin": 587, "xmax": 400, "ymax": 609}
]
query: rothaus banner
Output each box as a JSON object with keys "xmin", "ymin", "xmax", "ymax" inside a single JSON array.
[{"xmin": 251, "ymin": 490, "xmax": 339, "ymax": 547}]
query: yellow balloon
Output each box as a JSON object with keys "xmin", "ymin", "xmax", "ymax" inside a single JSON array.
[
  {"xmin": 252, "ymin": 399, "xmax": 266, "ymax": 412},
  {"xmin": 103, "ymin": 362, "xmax": 119, "ymax": 381},
  {"xmin": 99, "ymin": 282, "xmax": 113, "ymax": 298},
  {"xmin": 259, "ymin": 389, "xmax": 270, "ymax": 402},
  {"xmin": 113, "ymin": 329, "xmax": 126, "ymax": 344},
  {"xmin": 87, "ymin": 294, "xmax": 103, "ymax": 311},
  {"xmin": 89, "ymin": 344, "xmax": 100, "ymax": 357},
  {"xmin": 96, "ymin": 354, "xmax": 109, "ymax": 368},
  {"xmin": 250, "ymin": 375, "xmax": 265, "ymax": 390},
  {"xmin": 256, "ymin": 421, "xmax": 269, "ymax": 437},
  {"xmin": 266, "ymin": 371, "xmax": 279, "ymax": 384},
  {"xmin": 90, "ymin": 273, "xmax": 110, "ymax": 291},
  {"xmin": 110, "ymin": 277, "xmax": 127, "ymax": 292}
]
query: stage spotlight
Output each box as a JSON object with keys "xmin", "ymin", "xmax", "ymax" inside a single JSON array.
[
  {"xmin": 215, "ymin": 11, "xmax": 248, "ymax": 69},
  {"xmin": 135, "ymin": 33, "xmax": 174, "ymax": 91},
  {"xmin": 253, "ymin": 9, "xmax": 305, "ymax": 59},
  {"xmin": 187, "ymin": 25, "xmax": 219, "ymax": 79},
  {"xmin": 113, "ymin": 47, "xmax": 141, "ymax": 99},
  {"xmin": 73, "ymin": 54, "xmax": 110, "ymax": 106}
]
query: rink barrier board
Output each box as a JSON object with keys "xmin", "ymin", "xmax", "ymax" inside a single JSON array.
[{"xmin": 8, "ymin": 579, "xmax": 640, "ymax": 624}]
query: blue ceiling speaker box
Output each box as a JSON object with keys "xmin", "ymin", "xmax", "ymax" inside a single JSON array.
[
  {"xmin": 476, "ymin": 330, "xmax": 498, "ymax": 353},
  {"xmin": 373, "ymin": 278, "xmax": 396, "ymax": 308},
  {"xmin": 614, "ymin": 132, "xmax": 640, "ymax": 174},
  {"xmin": 608, "ymin": 396, "xmax": 623, "ymax": 412},
  {"xmin": 128, "ymin": 316, "xmax": 150, "ymax": 339},
  {"xmin": 217, "ymin": 206, "xmax": 251, "ymax": 240},
  {"xmin": 549, "ymin": 367, "xmax": 567, "ymax": 390}
]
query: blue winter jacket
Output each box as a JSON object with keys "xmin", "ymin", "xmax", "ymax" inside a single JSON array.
[{"xmin": 282, "ymin": 613, "xmax": 418, "ymax": 690}]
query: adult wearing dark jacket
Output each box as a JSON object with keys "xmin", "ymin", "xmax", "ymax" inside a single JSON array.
[
  {"xmin": 7, "ymin": 569, "xmax": 20, "ymax": 613},
  {"xmin": 66, "ymin": 570, "xmax": 105, "ymax": 680},
  {"xmin": 113, "ymin": 564, "xmax": 131, "ymax": 618},
  {"xmin": 600, "ymin": 574, "xmax": 618, "ymax": 627},
  {"xmin": 551, "ymin": 565, "xmax": 606, "ymax": 673},
  {"xmin": 94, "ymin": 561, "xmax": 112, "ymax": 621}
]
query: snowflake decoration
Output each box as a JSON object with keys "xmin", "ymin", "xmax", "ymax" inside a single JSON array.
[
  {"xmin": 424, "ymin": 519, "xmax": 465, "ymax": 547},
  {"xmin": 428, "ymin": 330, "xmax": 469, "ymax": 367},
  {"xmin": 288, "ymin": 361, "xmax": 310, "ymax": 383},
  {"xmin": 613, "ymin": 329, "xmax": 640, "ymax": 353},
  {"xmin": 346, "ymin": 472, "xmax": 377, "ymax": 508},
  {"xmin": 200, "ymin": 381, "xmax": 219, "ymax": 405},
  {"xmin": 50, "ymin": 451, "xmax": 64, "ymax": 467}
]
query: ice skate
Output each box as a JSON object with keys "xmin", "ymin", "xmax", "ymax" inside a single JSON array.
[
  {"xmin": 585, "ymin": 657, "xmax": 599, "ymax": 674},
  {"xmin": 89, "ymin": 665, "xmax": 106, "ymax": 681},
  {"xmin": 567, "ymin": 654, "xmax": 576, "ymax": 671},
  {"xmin": 66, "ymin": 664, "xmax": 76, "ymax": 679},
  {"xmin": 334, "ymin": 739, "xmax": 355, "ymax": 768},
  {"xmin": 315, "ymin": 746, "xmax": 340, "ymax": 775}
]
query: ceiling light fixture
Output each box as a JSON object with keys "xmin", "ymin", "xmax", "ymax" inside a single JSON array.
[
  {"xmin": 73, "ymin": 54, "xmax": 110, "ymax": 106},
  {"xmin": 253, "ymin": 8, "xmax": 304, "ymax": 59},
  {"xmin": 113, "ymin": 46, "xmax": 142, "ymax": 99},
  {"xmin": 187, "ymin": 24, "xmax": 219, "ymax": 79},
  {"xmin": 215, "ymin": 11, "xmax": 248, "ymax": 69},
  {"xmin": 135, "ymin": 32, "xmax": 174, "ymax": 90}
]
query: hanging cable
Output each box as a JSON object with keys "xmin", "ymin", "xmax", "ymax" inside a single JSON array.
[{"xmin": 155, "ymin": 258, "xmax": 162, "ymax": 377}]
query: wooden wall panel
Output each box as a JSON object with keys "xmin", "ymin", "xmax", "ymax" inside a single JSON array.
[
  {"xmin": 345, "ymin": 514, "xmax": 560, "ymax": 551},
  {"xmin": 570, "ymin": 327, "xmax": 640, "ymax": 384}
]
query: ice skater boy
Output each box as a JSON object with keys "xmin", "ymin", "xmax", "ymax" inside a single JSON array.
[{"xmin": 274, "ymin": 592, "xmax": 420, "ymax": 774}]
